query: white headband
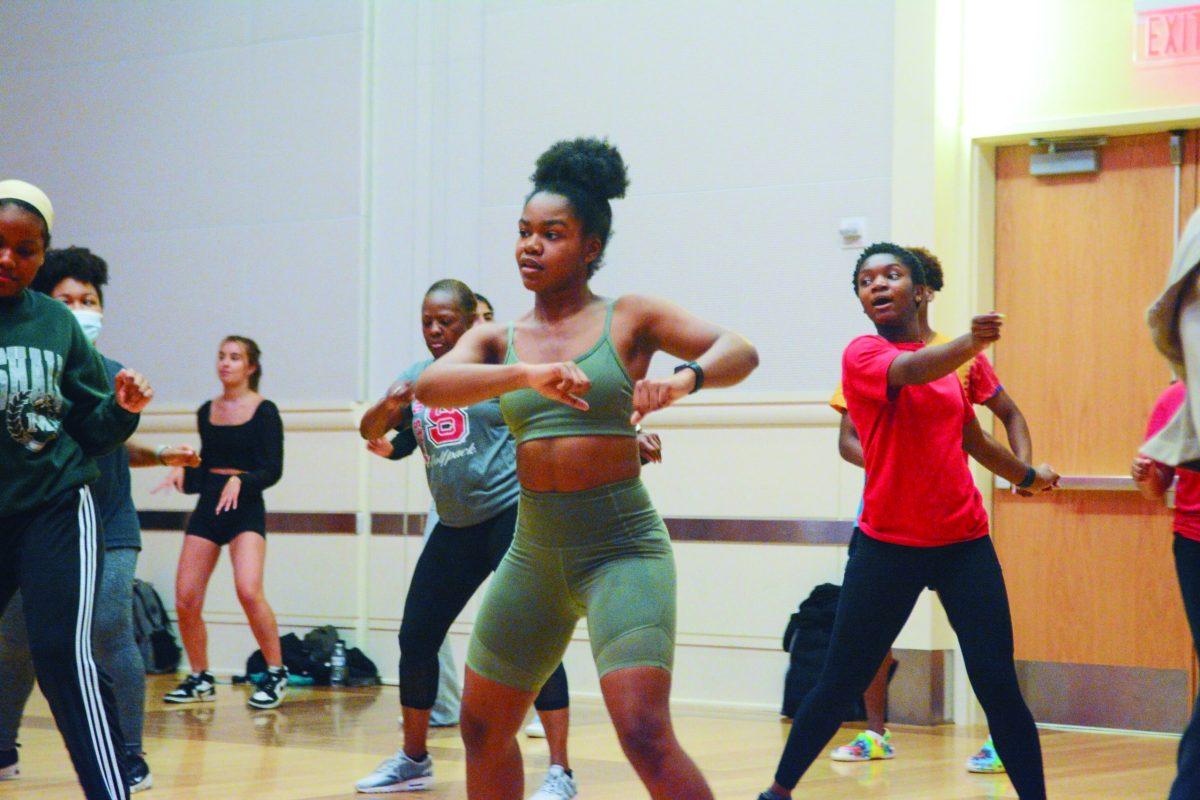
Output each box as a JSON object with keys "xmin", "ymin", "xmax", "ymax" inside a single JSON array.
[{"xmin": 0, "ymin": 179, "xmax": 54, "ymax": 233}]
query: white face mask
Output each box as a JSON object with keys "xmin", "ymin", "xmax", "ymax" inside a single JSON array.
[{"xmin": 71, "ymin": 308, "xmax": 103, "ymax": 343}]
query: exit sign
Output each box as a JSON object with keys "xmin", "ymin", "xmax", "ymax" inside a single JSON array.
[{"xmin": 1135, "ymin": 2, "xmax": 1200, "ymax": 64}]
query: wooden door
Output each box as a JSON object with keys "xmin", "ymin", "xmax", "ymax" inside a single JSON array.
[{"xmin": 992, "ymin": 131, "xmax": 1198, "ymax": 731}]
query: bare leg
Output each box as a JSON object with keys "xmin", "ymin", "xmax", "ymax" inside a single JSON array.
[
  {"xmin": 228, "ymin": 532, "xmax": 282, "ymax": 666},
  {"xmin": 863, "ymin": 651, "xmax": 894, "ymax": 735},
  {"xmin": 461, "ymin": 667, "xmax": 537, "ymax": 800},
  {"xmin": 600, "ymin": 666, "xmax": 713, "ymax": 800},
  {"xmin": 173, "ymin": 535, "xmax": 221, "ymax": 672},
  {"xmin": 536, "ymin": 707, "xmax": 570, "ymax": 770},
  {"xmin": 401, "ymin": 707, "xmax": 432, "ymax": 760}
]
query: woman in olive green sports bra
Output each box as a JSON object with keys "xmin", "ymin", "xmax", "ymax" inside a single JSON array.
[{"xmin": 415, "ymin": 137, "xmax": 759, "ymax": 800}]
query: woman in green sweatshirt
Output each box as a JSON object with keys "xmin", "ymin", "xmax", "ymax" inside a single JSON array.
[{"xmin": 0, "ymin": 179, "xmax": 153, "ymax": 800}]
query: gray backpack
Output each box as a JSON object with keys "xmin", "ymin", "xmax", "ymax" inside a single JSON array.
[{"xmin": 131, "ymin": 579, "xmax": 181, "ymax": 674}]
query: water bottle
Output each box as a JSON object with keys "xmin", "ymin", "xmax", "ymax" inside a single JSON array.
[{"xmin": 330, "ymin": 640, "xmax": 347, "ymax": 687}]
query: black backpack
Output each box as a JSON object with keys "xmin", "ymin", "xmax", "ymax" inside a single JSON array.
[
  {"xmin": 242, "ymin": 630, "xmax": 382, "ymax": 687},
  {"xmin": 781, "ymin": 583, "xmax": 869, "ymax": 720},
  {"xmin": 130, "ymin": 579, "xmax": 181, "ymax": 674}
]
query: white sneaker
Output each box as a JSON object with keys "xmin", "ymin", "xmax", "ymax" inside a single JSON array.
[
  {"xmin": 525, "ymin": 718, "xmax": 546, "ymax": 738},
  {"xmin": 527, "ymin": 765, "xmax": 577, "ymax": 800},
  {"xmin": 355, "ymin": 750, "xmax": 433, "ymax": 793},
  {"xmin": 247, "ymin": 667, "xmax": 288, "ymax": 710},
  {"xmin": 163, "ymin": 672, "xmax": 216, "ymax": 704}
]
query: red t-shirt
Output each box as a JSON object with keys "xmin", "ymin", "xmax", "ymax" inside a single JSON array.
[
  {"xmin": 1142, "ymin": 382, "xmax": 1200, "ymax": 541},
  {"xmin": 842, "ymin": 335, "xmax": 990, "ymax": 547},
  {"xmin": 966, "ymin": 353, "xmax": 1002, "ymax": 406}
]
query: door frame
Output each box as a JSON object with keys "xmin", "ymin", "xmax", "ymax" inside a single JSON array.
[{"xmin": 963, "ymin": 108, "xmax": 1200, "ymax": 728}]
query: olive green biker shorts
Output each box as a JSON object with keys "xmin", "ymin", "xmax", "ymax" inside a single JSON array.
[{"xmin": 467, "ymin": 477, "xmax": 676, "ymax": 692}]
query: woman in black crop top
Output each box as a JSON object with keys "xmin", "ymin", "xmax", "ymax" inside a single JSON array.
[{"xmin": 155, "ymin": 336, "xmax": 288, "ymax": 710}]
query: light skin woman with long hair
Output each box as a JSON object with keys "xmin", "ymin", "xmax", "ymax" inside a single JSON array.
[{"xmin": 157, "ymin": 336, "xmax": 287, "ymax": 710}]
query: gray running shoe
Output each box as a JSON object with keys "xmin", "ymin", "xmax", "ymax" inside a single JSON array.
[
  {"xmin": 528, "ymin": 765, "xmax": 577, "ymax": 800},
  {"xmin": 355, "ymin": 750, "xmax": 433, "ymax": 793}
]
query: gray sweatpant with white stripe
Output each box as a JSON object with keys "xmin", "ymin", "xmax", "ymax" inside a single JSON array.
[{"xmin": 0, "ymin": 487, "xmax": 129, "ymax": 800}]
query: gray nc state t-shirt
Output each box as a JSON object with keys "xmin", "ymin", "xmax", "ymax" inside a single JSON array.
[{"xmin": 396, "ymin": 359, "xmax": 519, "ymax": 527}]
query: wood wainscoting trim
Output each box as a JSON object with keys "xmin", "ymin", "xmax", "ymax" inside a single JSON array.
[
  {"xmin": 142, "ymin": 512, "xmax": 856, "ymax": 544},
  {"xmin": 890, "ymin": 648, "xmax": 950, "ymax": 726},
  {"xmin": 1016, "ymin": 660, "xmax": 1190, "ymax": 732}
]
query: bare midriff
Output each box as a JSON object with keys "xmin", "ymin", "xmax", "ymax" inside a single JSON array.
[
  {"xmin": 516, "ymin": 435, "xmax": 640, "ymax": 493},
  {"xmin": 208, "ymin": 467, "xmax": 247, "ymax": 476}
]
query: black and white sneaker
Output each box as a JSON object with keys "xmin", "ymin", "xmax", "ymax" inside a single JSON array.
[
  {"xmin": 247, "ymin": 666, "xmax": 288, "ymax": 709},
  {"xmin": 0, "ymin": 747, "xmax": 18, "ymax": 780},
  {"xmin": 163, "ymin": 672, "xmax": 216, "ymax": 704},
  {"xmin": 126, "ymin": 752, "xmax": 152, "ymax": 793}
]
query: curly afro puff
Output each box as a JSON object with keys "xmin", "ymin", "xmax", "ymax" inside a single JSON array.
[
  {"xmin": 852, "ymin": 242, "xmax": 927, "ymax": 293},
  {"xmin": 529, "ymin": 137, "xmax": 629, "ymax": 275},
  {"xmin": 905, "ymin": 245, "xmax": 943, "ymax": 292},
  {"xmin": 31, "ymin": 246, "xmax": 109, "ymax": 303}
]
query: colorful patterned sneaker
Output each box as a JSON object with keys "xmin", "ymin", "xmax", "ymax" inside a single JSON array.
[
  {"xmin": 163, "ymin": 672, "xmax": 216, "ymax": 704},
  {"xmin": 830, "ymin": 729, "xmax": 894, "ymax": 761},
  {"xmin": 527, "ymin": 765, "xmax": 577, "ymax": 800},
  {"xmin": 966, "ymin": 735, "xmax": 1005, "ymax": 773},
  {"xmin": 247, "ymin": 666, "xmax": 288, "ymax": 710},
  {"xmin": 0, "ymin": 747, "xmax": 18, "ymax": 780},
  {"xmin": 355, "ymin": 750, "xmax": 434, "ymax": 793}
]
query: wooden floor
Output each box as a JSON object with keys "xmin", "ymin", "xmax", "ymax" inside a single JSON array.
[{"xmin": 0, "ymin": 674, "xmax": 1179, "ymax": 799}]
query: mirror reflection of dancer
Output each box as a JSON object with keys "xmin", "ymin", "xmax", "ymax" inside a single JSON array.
[
  {"xmin": 357, "ymin": 281, "xmax": 577, "ymax": 799},
  {"xmin": 415, "ymin": 138, "xmax": 759, "ymax": 800},
  {"xmin": 0, "ymin": 180, "xmax": 154, "ymax": 800},
  {"xmin": 1134, "ymin": 381, "xmax": 1200, "ymax": 800},
  {"xmin": 0, "ymin": 247, "xmax": 198, "ymax": 794},
  {"xmin": 827, "ymin": 246, "xmax": 1031, "ymax": 773},
  {"xmin": 757, "ymin": 243, "xmax": 1057, "ymax": 800},
  {"xmin": 156, "ymin": 336, "xmax": 287, "ymax": 710}
]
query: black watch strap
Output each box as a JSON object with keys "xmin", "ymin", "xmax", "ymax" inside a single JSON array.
[{"xmin": 674, "ymin": 361, "xmax": 704, "ymax": 394}]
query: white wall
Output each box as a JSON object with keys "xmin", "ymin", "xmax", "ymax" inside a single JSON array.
[
  {"xmin": 4, "ymin": 0, "xmax": 919, "ymax": 713},
  {"xmin": 369, "ymin": 0, "xmax": 895, "ymax": 394},
  {"xmin": 0, "ymin": 0, "xmax": 367, "ymax": 404}
]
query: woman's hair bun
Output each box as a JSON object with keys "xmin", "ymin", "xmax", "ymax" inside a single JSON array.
[{"xmin": 531, "ymin": 137, "xmax": 629, "ymax": 201}]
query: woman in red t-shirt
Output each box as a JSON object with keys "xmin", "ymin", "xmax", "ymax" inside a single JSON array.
[
  {"xmin": 1134, "ymin": 381, "xmax": 1200, "ymax": 800},
  {"xmin": 757, "ymin": 243, "xmax": 1058, "ymax": 800}
]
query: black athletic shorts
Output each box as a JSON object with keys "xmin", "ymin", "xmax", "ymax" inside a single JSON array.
[{"xmin": 185, "ymin": 482, "xmax": 266, "ymax": 545}]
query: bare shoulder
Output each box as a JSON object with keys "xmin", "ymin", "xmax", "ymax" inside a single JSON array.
[
  {"xmin": 612, "ymin": 293, "xmax": 678, "ymax": 320},
  {"xmin": 614, "ymin": 293, "xmax": 701, "ymax": 328},
  {"xmin": 464, "ymin": 320, "xmax": 509, "ymax": 362}
]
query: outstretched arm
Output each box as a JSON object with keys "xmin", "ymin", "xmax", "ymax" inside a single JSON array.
[
  {"xmin": 416, "ymin": 322, "xmax": 593, "ymax": 411},
  {"xmin": 887, "ymin": 313, "xmax": 1002, "ymax": 388},
  {"xmin": 360, "ymin": 380, "xmax": 414, "ymax": 441},
  {"xmin": 126, "ymin": 440, "xmax": 200, "ymax": 468},
  {"xmin": 962, "ymin": 416, "xmax": 1057, "ymax": 492},
  {"xmin": 628, "ymin": 295, "xmax": 759, "ymax": 423},
  {"xmin": 984, "ymin": 389, "xmax": 1032, "ymax": 463}
]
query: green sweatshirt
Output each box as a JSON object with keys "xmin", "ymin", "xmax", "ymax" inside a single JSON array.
[{"xmin": 0, "ymin": 289, "xmax": 140, "ymax": 516}]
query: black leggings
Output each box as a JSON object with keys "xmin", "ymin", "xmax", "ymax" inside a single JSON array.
[
  {"xmin": 1171, "ymin": 533, "xmax": 1200, "ymax": 800},
  {"xmin": 398, "ymin": 503, "xmax": 568, "ymax": 712},
  {"xmin": 774, "ymin": 531, "xmax": 1045, "ymax": 799}
]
